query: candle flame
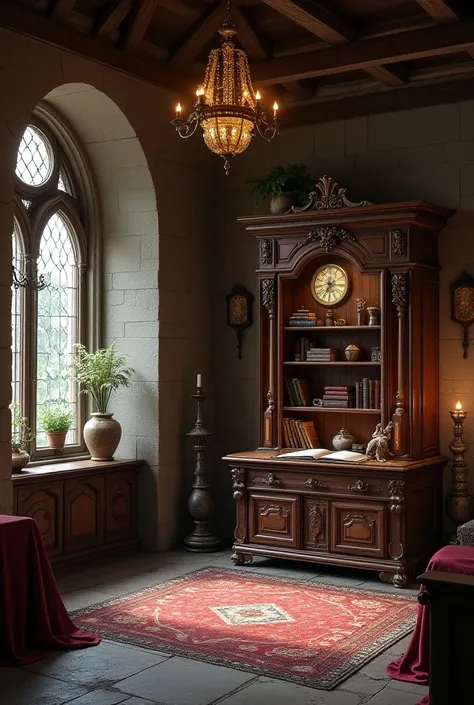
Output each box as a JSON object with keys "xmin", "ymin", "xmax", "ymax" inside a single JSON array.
[
  {"xmin": 255, "ymin": 90, "xmax": 261, "ymax": 100},
  {"xmin": 273, "ymin": 101, "xmax": 279, "ymax": 111},
  {"xmin": 176, "ymin": 103, "xmax": 182, "ymax": 113},
  {"xmin": 456, "ymin": 401, "xmax": 463, "ymax": 410}
]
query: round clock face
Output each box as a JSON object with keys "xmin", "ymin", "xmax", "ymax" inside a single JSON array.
[{"xmin": 311, "ymin": 264, "xmax": 349, "ymax": 306}]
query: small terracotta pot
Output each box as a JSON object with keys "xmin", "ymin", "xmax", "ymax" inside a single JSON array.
[
  {"xmin": 12, "ymin": 451, "xmax": 30, "ymax": 473},
  {"xmin": 270, "ymin": 192, "xmax": 294, "ymax": 215},
  {"xmin": 84, "ymin": 412, "xmax": 122, "ymax": 461},
  {"xmin": 45, "ymin": 430, "xmax": 67, "ymax": 449}
]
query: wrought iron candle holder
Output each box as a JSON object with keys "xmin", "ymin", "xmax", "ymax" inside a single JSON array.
[
  {"xmin": 184, "ymin": 379, "xmax": 221, "ymax": 552},
  {"xmin": 445, "ymin": 402, "xmax": 474, "ymax": 542}
]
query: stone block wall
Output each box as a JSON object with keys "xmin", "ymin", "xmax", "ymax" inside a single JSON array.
[{"xmin": 213, "ymin": 102, "xmax": 474, "ymax": 539}]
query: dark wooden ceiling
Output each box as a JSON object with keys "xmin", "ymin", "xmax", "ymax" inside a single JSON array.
[{"xmin": 3, "ymin": 0, "xmax": 474, "ymax": 127}]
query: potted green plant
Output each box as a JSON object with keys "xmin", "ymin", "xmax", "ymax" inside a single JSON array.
[
  {"xmin": 11, "ymin": 403, "xmax": 34, "ymax": 472},
  {"xmin": 71, "ymin": 342, "xmax": 134, "ymax": 461},
  {"xmin": 39, "ymin": 404, "xmax": 74, "ymax": 449},
  {"xmin": 248, "ymin": 163, "xmax": 314, "ymax": 215}
]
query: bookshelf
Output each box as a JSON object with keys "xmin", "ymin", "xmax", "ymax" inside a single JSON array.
[{"xmin": 223, "ymin": 176, "xmax": 454, "ymax": 587}]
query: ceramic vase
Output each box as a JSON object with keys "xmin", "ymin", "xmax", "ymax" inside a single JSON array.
[
  {"xmin": 45, "ymin": 430, "xmax": 67, "ymax": 449},
  {"xmin": 332, "ymin": 428, "xmax": 355, "ymax": 451},
  {"xmin": 12, "ymin": 451, "xmax": 30, "ymax": 473},
  {"xmin": 345, "ymin": 344, "xmax": 360, "ymax": 361},
  {"xmin": 84, "ymin": 412, "xmax": 122, "ymax": 461},
  {"xmin": 270, "ymin": 192, "xmax": 294, "ymax": 215},
  {"xmin": 367, "ymin": 306, "xmax": 380, "ymax": 326}
]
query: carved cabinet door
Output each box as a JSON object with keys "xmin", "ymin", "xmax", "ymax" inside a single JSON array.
[
  {"xmin": 331, "ymin": 502, "xmax": 386, "ymax": 558},
  {"xmin": 249, "ymin": 493, "xmax": 300, "ymax": 548},
  {"xmin": 105, "ymin": 470, "xmax": 137, "ymax": 542},
  {"xmin": 15, "ymin": 483, "xmax": 63, "ymax": 557},
  {"xmin": 64, "ymin": 476, "xmax": 105, "ymax": 553},
  {"xmin": 304, "ymin": 498, "xmax": 328, "ymax": 551}
]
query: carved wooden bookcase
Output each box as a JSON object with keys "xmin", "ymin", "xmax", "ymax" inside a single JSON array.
[{"xmin": 223, "ymin": 176, "xmax": 454, "ymax": 587}]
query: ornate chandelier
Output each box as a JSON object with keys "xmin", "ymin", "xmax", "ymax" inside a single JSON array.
[{"xmin": 171, "ymin": 1, "xmax": 279, "ymax": 175}]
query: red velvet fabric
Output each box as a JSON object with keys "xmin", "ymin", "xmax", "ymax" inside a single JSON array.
[
  {"xmin": 387, "ymin": 545, "xmax": 474, "ymax": 705},
  {"xmin": 0, "ymin": 514, "xmax": 100, "ymax": 664}
]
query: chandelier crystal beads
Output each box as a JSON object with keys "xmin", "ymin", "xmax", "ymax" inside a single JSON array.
[{"xmin": 171, "ymin": 3, "xmax": 279, "ymax": 174}]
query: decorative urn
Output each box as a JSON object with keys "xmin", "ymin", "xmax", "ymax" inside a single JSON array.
[
  {"xmin": 345, "ymin": 344, "xmax": 360, "ymax": 361},
  {"xmin": 332, "ymin": 428, "xmax": 355, "ymax": 451}
]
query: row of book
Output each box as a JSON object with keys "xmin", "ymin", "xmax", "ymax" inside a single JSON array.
[
  {"xmin": 282, "ymin": 417, "xmax": 319, "ymax": 449},
  {"xmin": 356, "ymin": 378, "xmax": 381, "ymax": 409},
  {"xmin": 285, "ymin": 378, "xmax": 381, "ymax": 409},
  {"xmin": 285, "ymin": 377, "xmax": 311, "ymax": 407}
]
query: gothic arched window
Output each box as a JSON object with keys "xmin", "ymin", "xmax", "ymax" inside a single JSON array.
[{"xmin": 12, "ymin": 118, "xmax": 90, "ymax": 459}]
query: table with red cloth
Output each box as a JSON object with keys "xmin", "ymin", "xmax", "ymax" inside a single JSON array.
[
  {"xmin": 0, "ymin": 514, "xmax": 100, "ymax": 665},
  {"xmin": 387, "ymin": 545, "xmax": 474, "ymax": 705}
]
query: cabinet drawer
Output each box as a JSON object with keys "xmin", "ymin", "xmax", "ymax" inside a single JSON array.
[
  {"xmin": 249, "ymin": 493, "xmax": 300, "ymax": 548},
  {"xmin": 248, "ymin": 469, "xmax": 387, "ymax": 499},
  {"xmin": 331, "ymin": 502, "xmax": 386, "ymax": 558}
]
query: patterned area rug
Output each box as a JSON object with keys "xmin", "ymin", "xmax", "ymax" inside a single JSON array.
[{"xmin": 71, "ymin": 567, "xmax": 417, "ymax": 690}]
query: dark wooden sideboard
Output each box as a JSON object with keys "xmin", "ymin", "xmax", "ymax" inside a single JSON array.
[
  {"xmin": 223, "ymin": 176, "xmax": 454, "ymax": 586},
  {"xmin": 12, "ymin": 459, "xmax": 141, "ymax": 564}
]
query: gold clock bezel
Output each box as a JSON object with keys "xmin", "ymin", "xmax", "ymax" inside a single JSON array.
[{"xmin": 310, "ymin": 264, "xmax": 349, "ymax": 307}]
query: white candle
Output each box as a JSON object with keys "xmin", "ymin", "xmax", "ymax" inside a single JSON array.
[{"xmin": 197, "ymin": 373, "xmax": 202, "ymax": 388}]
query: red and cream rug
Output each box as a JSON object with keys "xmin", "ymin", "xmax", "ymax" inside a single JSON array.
[{"xmin": 71, "ymin": 567, "xmax": 417, "ymax": 690}]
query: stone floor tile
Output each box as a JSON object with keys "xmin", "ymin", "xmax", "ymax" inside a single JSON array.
[
  {"xmin": 121, "ymin": 699, "xmax": 165, "ymax": 705},
  {"xmin": 219, "ymin": 678, "xmax": 362, "ymax": 704},
  {"xmin": 62, "ymin": 588, "xmax": 116, "ymax": 611},
  {"xmin": 1, "ymin": 667, "xmax": 87, "ymax": 705},
  {"xmin": 360, "ymin": 654, "xmax": 394, "ymax": 681},
  {"xmin": 112, "ymin": 656, "xmax": 256, "ymax": 705},
  {"xmin": 63, "ymin": 689, "xmax": 130, "ymax": 705},
  {"xmin": 364, "ymin": 683, "xmax": 425, "ymax": 704},
  {"xmin": 26, "ymin": 641, "xmax": 169, "ymax": 688},
  {"xmin": 337, "ymin": 671, "xmax": 389, "ymax": 695},
  {"xmin": 384, "ymin": 633, "xmax": 412, "ymax": 658},
  {"xmin": 387, "ymin": 679, "xmax": 429, "ymax": 695},
  {"xmin": 56, "ymin": 567, "xmax": 141, "ymax": 590}
]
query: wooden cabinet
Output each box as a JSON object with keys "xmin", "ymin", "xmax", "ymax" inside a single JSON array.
[
  {"xmin": 13, "ymin": 459, "xmax": 140, "ymax": 564},
  {"xmin": 224, "ymin": 176, "xmax": 451, "ymax": 586}
]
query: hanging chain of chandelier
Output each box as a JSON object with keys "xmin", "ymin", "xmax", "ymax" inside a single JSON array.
[{"xmin": 171, "ymin": 0, "xmax": 279, "ymax": 174}]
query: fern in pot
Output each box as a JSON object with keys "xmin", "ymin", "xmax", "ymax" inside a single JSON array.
[
  {"xmin": 39, "ymin": 404, "xmax": 74, "ymax": 449},
  {"xmin": 248, "ymin": 163, "xmax": 314, "ymax": 215},
  {"xmin": 71, "ymin": 343, "xmax": 134, "ymax": 461}
]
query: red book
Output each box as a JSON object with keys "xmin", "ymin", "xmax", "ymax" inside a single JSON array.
[
  {"xmin": 324, "ymin": 386, "xmax": 353, "ymax": 392},
  {"xmin": 323, "ymin": 392, "xmax": 354, "ymax": 398}
]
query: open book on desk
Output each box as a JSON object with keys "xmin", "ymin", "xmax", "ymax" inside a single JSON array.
[{"xmin": 273, "ymin": 448, "xmax": 370, "ymax": 463}]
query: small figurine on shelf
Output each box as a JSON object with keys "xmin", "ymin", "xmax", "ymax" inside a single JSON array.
[
  {"xmin": 366, "ymin": 421, "xmax": 393, "ymax": 462},
  {"xmin": 334, "ymin": 318, "xmax": 347, "ymax": 326},
  {"xmin": 325, "ymin": 310, "xmax": 334, "ymax": 326},
  {"xmin": 355, "ymin": 297, "xmax": 367, "ymax": 326},
  {"xmin": 367, "ymin": 306, "xmax": 380, "ymax": 326}
]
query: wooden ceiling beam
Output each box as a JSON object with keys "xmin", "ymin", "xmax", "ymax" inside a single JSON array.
[
  {"xmin": 261, "ymin": 0, "xmax": 353, "ymax": 44},
  {"xmin": 168, "ymin": 2, "xmax": 228, "ymax": 68},
  {"xmin": 48, "ymin": 0, "xmax": 76, "ymax": 20},
  {"xmin": 281, "ymin": 81, "xmax": 314, "ymax": 101},
  {"xmin": 0, "ymin": 0, "xmax": 185, "ymax": 93},
  {"xmin": 283, "ymin": 75, "xmax": 474, "ymax": 128},
  {"xmin": 94, "ymin": 0, "xmax": 132, "ymax": 37},
  {"xmin": 365, "ymin": 64, "xmax": 408, "ymax": 87},
  {"xmin": 414, "ymin": 0, "xmax": 465, "ymax": 23},
  {"xmin": 233, "ymin": 5, "xmax": 268, "ymax": 60},
  {"xmin": 252, "ymin": 19, "xmax": 474, "ymax": 84},
  {"xmin": 154, "ymin": 0, "xmax": 201, "ymax": 22},
  {"xmin": 120, "ymin": 0, "xmax": 157, "ymax": 49}
]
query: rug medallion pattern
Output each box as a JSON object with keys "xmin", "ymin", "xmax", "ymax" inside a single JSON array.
[{"xmin": 71, "ymin": 567, "xmax": 417, "ymax": 690}]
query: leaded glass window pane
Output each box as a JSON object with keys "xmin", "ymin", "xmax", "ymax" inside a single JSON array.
[
  {"xmin": 15, "ymin": 126, "xmax": 53, "ymax": 187},
  {"xmin": 36, "ymin": 212, "xmax": 78, "ymax": 447},
  {"xmin": 58, "ymin": 171, "xmax": 67, "ymax": 193},
  {"xmin": 11, "ymin": 227, "xmax": 23, "ymax": 418}
]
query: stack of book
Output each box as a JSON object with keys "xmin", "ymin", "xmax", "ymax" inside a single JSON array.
[
  {"xmin": 355, "ymin": 378, "xmax": 381, "ymax": 409},
  {"xmin": 285, "ymin": 377, "xmax": 312, "ymax": 406},
  {"xmin": 283, "ymin": 418, "xmax": 319, "ymax": 448},
  {"xmin": 288, "ymin": 307, "xmax": 317, "ymax": 327},
  {"xmin": 306, "ymin": 347, "xmax": 338, "ymax": 362},
  {"xmin": 322, "ymin": 386, "xmax": 355, "ymax": 408}
]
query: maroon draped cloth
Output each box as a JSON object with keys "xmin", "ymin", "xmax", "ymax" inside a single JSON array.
[
  {"xmin": 0, "ymin": 514, "xmax": 100, "ymax": 665},
  {"xmin": 387, "ymin": 545, "xmax": 474, "ymax": 705}
]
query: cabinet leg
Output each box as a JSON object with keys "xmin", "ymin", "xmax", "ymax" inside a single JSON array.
[
  {"xmin": 379, "ymin": 569, "xmax": 409, "ymax": 588},
  {"xmin": 231, "ymin": 551, "xmax": 253, "ymax": 566}
]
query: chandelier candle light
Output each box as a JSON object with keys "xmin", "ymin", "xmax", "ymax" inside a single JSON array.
[
  {"xmin": 445, "ymin": 400, "xmax": 474, "ymax": 541},
  {"xmin": 171, "ymin": 0, "xmax": 279, "ymax": 175}
]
